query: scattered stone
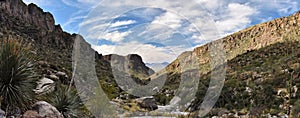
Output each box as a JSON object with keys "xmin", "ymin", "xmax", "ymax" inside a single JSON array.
[
  {"xmin": 38, "ymin": 61, "xmax": 48, "ymax": 67},
  {"xmin": 49, "ymin": 74, "xmax": 59, "ymax": 81},
  {"xmin": 218, "ymin": 109, "xmax": 229, "ymax": 117},
  {"xmin": 56, "ymin": 71, "xmax": 66, "ymax": 77},
  {"xmin": 32, "ymin": 101, "xmax": 63, "ymax": 118}
]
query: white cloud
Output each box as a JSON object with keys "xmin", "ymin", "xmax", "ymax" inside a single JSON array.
[
  {"xmin": 215, "ymin": 3, "xmax": 257, "ymax": 35},
  {"xmin": 151, "ymin": 12, "xmax": 182, "ymax": 29},
  {"xmin": 99, "ymin": 31, "xmax": 132, "ymax": 43},
  {"xmin": 62, "ymin": 15, "xmax": 87, "ymax": 28},
  {"xmin": 79, "ymin": 16, "xmax": 109, "ymax": 27},
  {"xmin": 71, "ymin": 0, "xmax": 300, "ymax": 63},
  {"xmin": 110, "ymin": 20, "xmax": 136, "ymax": 27},
  {"xmin": 61, "ymin": 0, "xmax": 100, "ymax": 9},
  {"xmin": 91, "ymin": 42, "xmax": 186, "ymax": 63}
]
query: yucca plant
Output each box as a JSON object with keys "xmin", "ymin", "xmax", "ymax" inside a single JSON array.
[
  {"xmin": 42, "ymin": 84, "xmax": 89, "ymax": 118},
  {"xmin": 0, "ymin": 39, "xmax": 38, "ymax": 112}
]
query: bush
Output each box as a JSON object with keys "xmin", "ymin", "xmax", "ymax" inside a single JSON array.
[
  {"xmin": 0, "ymin": 39, "xmax": 38, "ymax": 112},
  {"xmin": 41, "ymin": 84, "xmax": 89, "ymax": 118}
]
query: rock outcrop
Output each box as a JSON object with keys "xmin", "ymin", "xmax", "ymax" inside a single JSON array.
[
  {"xmin": 166, "ymin": 11, "xmax": 300, "ymax": 76},
  {"xmin": 136, "ymin": 96, "xmax": 158, "ymax": 111},
  {"xmin": 0, "ymin": 0, "xmax": 153, "ymax": 103},
  {"xmin": 104, "ymin": 54, "xmax": 155, "ymax": 79},
  {"xmin": 0, "ymin": 0, "xmax": 55, "ymax": 31},
  {"xmin": 32, "ymin": 101, "xmax": 63, "ymax": 118},
  {"xmin": 34, "ymin": 77, "xmax": 55, "ymax": 94}
]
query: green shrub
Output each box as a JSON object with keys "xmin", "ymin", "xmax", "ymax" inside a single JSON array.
[
  {"xmin": 0, "ymin": 39, "xmax": 38, "ymax": 112},
  {"xmin": 41, "ymin": 84, "xmax": 89, "ymax": 117}
]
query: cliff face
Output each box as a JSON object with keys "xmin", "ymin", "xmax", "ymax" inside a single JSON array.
[
  {"xmin": 0, "ymin": 0, "xmax": 74, "ymax": 50},
  {"xmin": 103, "ymin": 54, "xmax": 155, "ymax": 79},
  {"xmin": 166, "ymin": 11, "xmax": 300, "ymax": 76},
  {"xmin": 0, "ymin": 0, "xmax": 152, "ymax": 86},
  {"xmin": 0, "ymin": 0, "xmax": 55, "ymax": 31}
]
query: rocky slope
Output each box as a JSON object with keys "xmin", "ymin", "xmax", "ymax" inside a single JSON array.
[
  {"xmin": 0, "ymin": 0, "xmax": 153, "ymax": 98},
  {"xmin": 154, "ymin": 11, "xmax": 300, "ymax": 117},
  {"xmin": 0, "ymin": 0, "xmax": 159, "ymax": 116},
  {"xmin": 165, "ymin": 11, "xmax": 300, "ymax": 81}
]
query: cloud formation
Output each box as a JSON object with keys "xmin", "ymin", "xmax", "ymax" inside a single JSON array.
[{"xmin": 60, "ymin": 0, "xmax": 300, "ymax": 63}]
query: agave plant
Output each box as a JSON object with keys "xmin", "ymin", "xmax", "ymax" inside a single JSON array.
[
  {"xmin": 0, "ymin": 39, "xmax": 38, "ymax": 111},
  {"xmin": 42, "ymin": 84, "xmax": 89, "ymax": 117}
]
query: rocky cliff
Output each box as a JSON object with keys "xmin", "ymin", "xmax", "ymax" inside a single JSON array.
[
  {"xmin": 0, "ymin": 0, "xmax": 152, "ymax": 91},
  {"xmin": 156, "ymin": 11, "xmax": 300, "ymax": 117},
  {"xmin": 103, "ymin": 54, "xmax": 154, "ymax": 79},
  {"xmin": 166, "ymin": 11, "xmax": 300, "ymax": 76}
]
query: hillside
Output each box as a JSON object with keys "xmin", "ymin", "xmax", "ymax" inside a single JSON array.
[
  {"xmin": 189, "ymin": 41, "xmax": 300, "ymax": 117},
  {"xmin": 0, "ymin": 0, "xmax": 154, "ymax": 94},
  {"xmin": 153, "ymin": 10, "xmax": 300, "ymax": 117},
  {"xmin": 166, "ymin": 11, "xmax": 300, "ymax": 76}
]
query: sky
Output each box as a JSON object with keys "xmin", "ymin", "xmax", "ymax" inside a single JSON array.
[{"xmin": 23, "ymin": 0, "xmax": 300, "ymax": 66}]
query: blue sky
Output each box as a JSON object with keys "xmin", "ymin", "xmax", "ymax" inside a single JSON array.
[{"xmin": 23, "ymin": 0, "xmax": 300, "ymax": 65}]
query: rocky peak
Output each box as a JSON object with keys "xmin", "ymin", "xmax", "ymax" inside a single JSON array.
[
  {"xmin": 127, "ymin": 54, "xmax": 143, "ymax": 64},
  {"xmin": 103, "ymin": 54, "xmax": 154, "ymax": 79},
  {"xmin": 0, "ymin": 0, "xmax": 55, "ymax": 31}
]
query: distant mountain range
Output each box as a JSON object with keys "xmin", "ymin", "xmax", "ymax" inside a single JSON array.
[{"xmin": 146, "ymin": 62, "xmax": 169, "ymax": 72}]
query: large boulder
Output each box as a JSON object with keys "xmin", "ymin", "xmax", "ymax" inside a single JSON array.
[
  {"xmin": 23, "ymin": 110, "xmax": 41, "ymax": 118},
  {"xmin": 136, "ymin": 96, "xmax": 158, "ymax": 111},
  {"xmin": 34, "ymin": 77, "xmax": 55, "ymax": 94},
  {"xmin": 32, "ymin": 101, "xmax": 63, "ymax": 118}
]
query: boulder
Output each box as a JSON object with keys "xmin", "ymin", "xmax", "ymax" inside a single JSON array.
[
  {"xmin": 23, "ymin": 110, "xmax": 41, "ymax": 118},
  {"xmin": 137, "ymin": 96, "xmax": 158, "ymax": 111},
  {"xmin": 32, "ymin": 101, "xmax": 63, "ymax": 118},
  {"xmin": 34, "ymin": 77, "xmax": 55, "ymax": 94}
]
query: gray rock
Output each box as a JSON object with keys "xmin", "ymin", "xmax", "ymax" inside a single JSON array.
[
  {"xmin": 137, "ymin": 96, "xmax": 158, "ymax": 111},
  {"xmin": 49, "ymin": 74, "xmax": 59, "ymax": 81},
  {"xmin": 32, "ymin": 101, "xmax": 63, "ymax": 118},
  {"xmin": 23, "ymin": 110, "xmax": 41, "ymax": 118},
  {"xmin": 34, "ymin": 77, "xmax": 55, "ymax": 94},
  {"xmin": 56, "ymin": 71, "xmax": 66, "ymax": 77}
]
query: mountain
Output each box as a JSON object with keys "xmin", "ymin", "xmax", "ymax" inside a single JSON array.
[
  {"xmin": 154, "ymin": 11, "xmax": 300, "ymax": 117},
  {"xmin": 146, "ymin": 62, "xmax": 169, "ymax": 72},
  {"xmin": 165, "ymin": 11, "xmax": 300, "ymax": 77},
  {"xmin": 103, "ymin": 54, "xmax": 154, "ymax": 79},
  {"xmin": 0, "ymin": 0, "xmax": 153, "ymax": 101}
]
